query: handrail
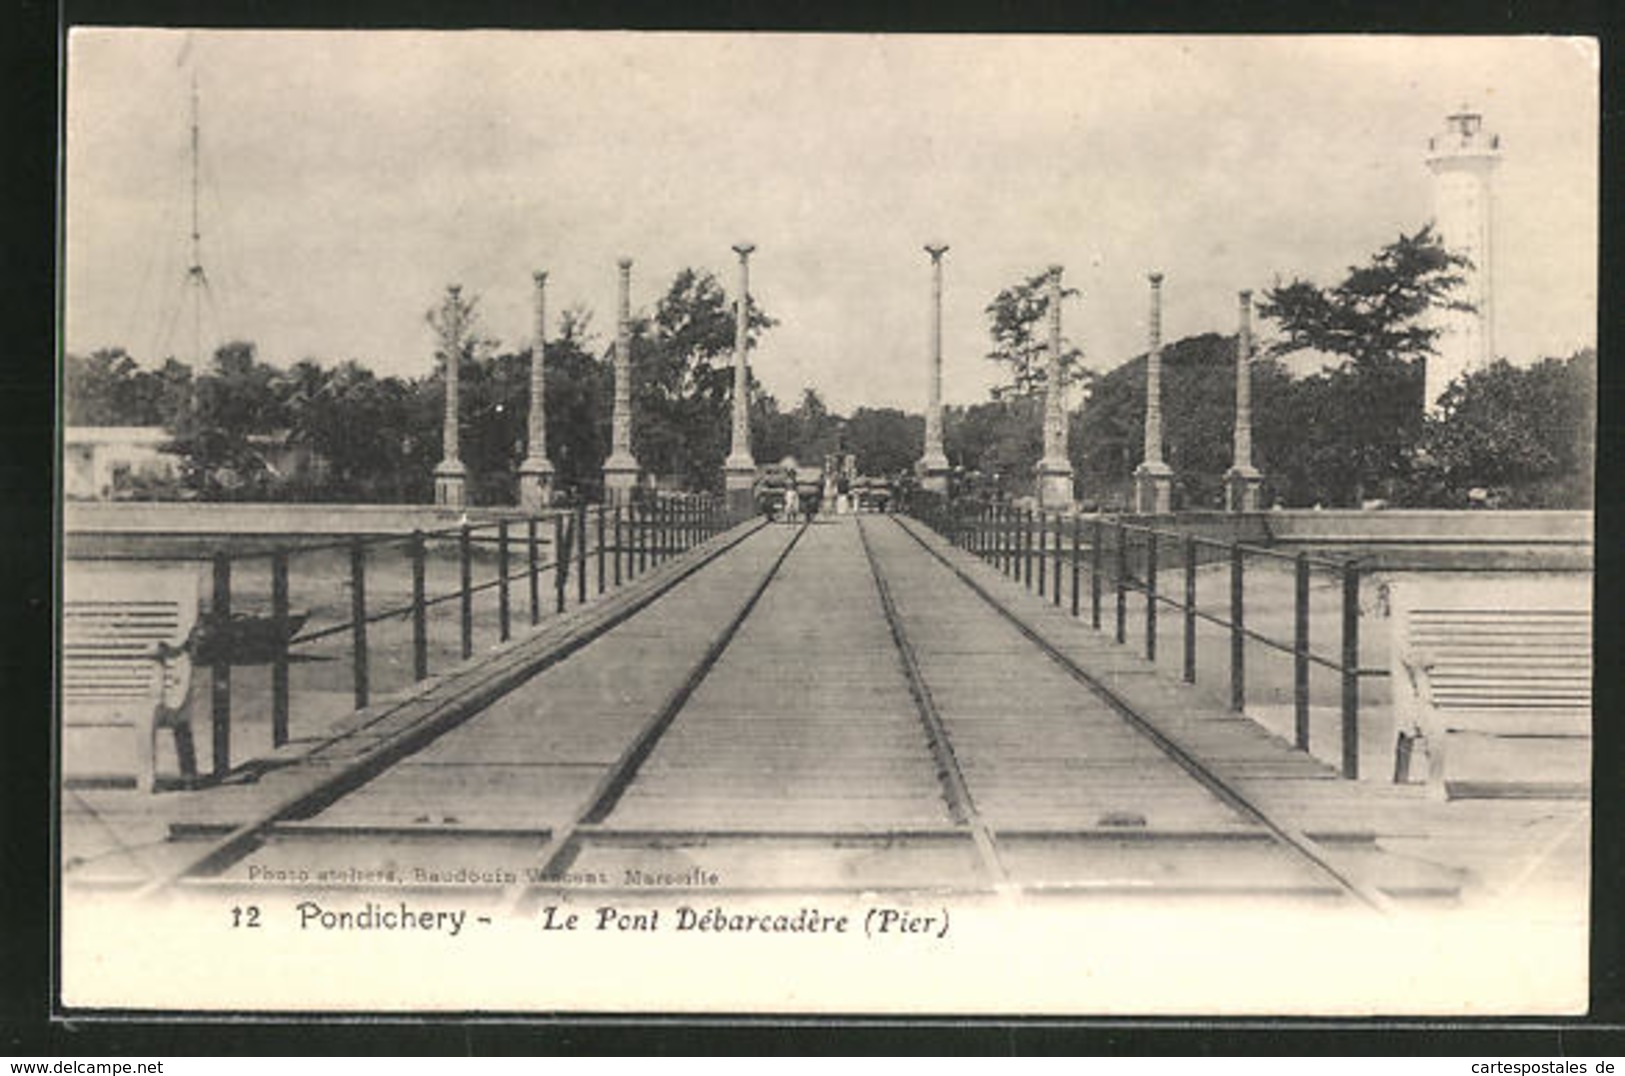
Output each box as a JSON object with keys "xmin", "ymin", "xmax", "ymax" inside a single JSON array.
[
  {"xmin": 916, "ymin": 499, "xmax": 1371, "ymax": 779},
  {"xmin": 75, "ymin": 492, "xmax": 731, "ymax": 788}
]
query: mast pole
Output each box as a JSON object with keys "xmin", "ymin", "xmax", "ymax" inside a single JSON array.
[{"xmin": 188, "ymin": 69, "xmax": 203, "ymax": 412}]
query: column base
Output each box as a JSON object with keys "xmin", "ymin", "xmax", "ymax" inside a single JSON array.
[
  {"xmin": 1225, "ymin": 466, "xmax": 1264, "ymax": 513},
  {"xmin": 602, "ymin": 453, "xmax": 641, "ymax": 505},
  {"xmin": 433, "ymin": 459, "xmax": 467, "ymax": 509},
  {"xmin": 517, "ymin": 458, "xmax": 555, "ymax": 512},
  {"xmin": 725, "ymin": 462, "xmax": 759, "ymax": 518},
  {"xmin": 1035, "ymin": 458, "xmax": 1074, "ymax": 512},
  {"xmin": 918, "ymin": 451, "xmax": 950, "ymax": 495},
  {"xmin": 1133, "ymin": 461, "xmax": 1174, "ymax": 516}
]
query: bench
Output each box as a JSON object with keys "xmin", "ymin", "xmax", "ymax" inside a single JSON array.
[
  {"xmin": 1389, "ymin": 576, "xmax": 1591, "ymax": 800},
  {"xmin": 62, "ymin": 565, "xmax": 201, "ymax": 791}
]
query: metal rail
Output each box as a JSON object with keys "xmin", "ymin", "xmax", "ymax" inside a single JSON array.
[
  {"xmin": 136, "ymin": 514, "xmax": 770, "ymax": 897},
  {"xmin": 854, "ymin": 516, "xmax": 1010, "ymax": 888},
  {"xmin": 511, "ymin": 521, "xmax": 811, "ymax": 908},
  {"xmin": 889, "ymin": 514, "xmax": 1397, "ymax": 914},
  {"xmin": 126, "ymin": 514, "xmax": 1423, "ymax": 907}
]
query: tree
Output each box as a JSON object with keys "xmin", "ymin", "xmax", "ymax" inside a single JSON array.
[
  {"xmin": 1073, "ymin": 332, "xmax": 1298, "ymax": 510},
  {"xmin": 845, "ymin": 407, "xmax": 923, "ymax": 477},
  {"xmin": 633, "ymin": 268, "xmax": 777, "ymax": 490},
  {"xmin": 165, "ymin": 340, "xmax": 288, "ymax": 498},
  {"xmin": 944, "ymin": 398, "xmax": 1043, "ymax": 499},
  {"xmin": 278, "ymin": 359, "xmax": 426, "ymax": 502},
  {"xmin": 750, "ymin": 390, "xmax": 796, "ymax": 470},
  {"xmin": 541, "ymin": 307, "xmax": 613, "ymax": 500},
  {"xmin": 64, "ymin": 347, "xmax": 185, "ymax": 426},
  {"xmin": 1257, "ymin": 225, "xmax": 1471, "ymax": 504},
  {"xmin": 1412, "ymin": 350, "xmax": 1595, "ymax": 508},
  {"xmin": 786, "ymin": 388, "xmax": 842, "ymax": 465},
  {"xmin": 985, "ymin": 269, "xmax": 1089, "ymax": 401}
]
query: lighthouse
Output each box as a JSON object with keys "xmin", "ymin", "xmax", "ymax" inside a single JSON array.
[{"xmin": 1424, "ymin": 107, "xmax": 1501, "ymax": 412}]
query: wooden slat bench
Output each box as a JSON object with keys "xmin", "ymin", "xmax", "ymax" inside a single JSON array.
[
  {"xmin": 62, "ymin": 565, "xmax": 201, "ymax": 791},
  {"xmin": 1389, "ymin": 576, "xmax": 1591, "ymax": 800}
]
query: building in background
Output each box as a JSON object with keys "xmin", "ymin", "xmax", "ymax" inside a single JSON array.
[{"xmin": 62, "ymin": 427, "xmax": 179, "ymax": 500}]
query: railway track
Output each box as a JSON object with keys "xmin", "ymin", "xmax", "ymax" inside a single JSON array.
[{"xmin": 109, "ymin": 512, "xmax": 1458, "ymax": 909}]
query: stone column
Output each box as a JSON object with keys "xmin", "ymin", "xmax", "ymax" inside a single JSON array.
[
  {"xmin": 723, "ymin": 242, "xmax": 758, "ymax": 512},
  {"xmin": 1034, "ymin": 265, "xmax": 1075, "ymax": 511},
  {"xmin": 518, "ymin": 270, "xmax": 555, "ymax": 511},
  {"xmin": 1225, "ymin": 289, "xmax": 1264, "ymax": 512},
  {"xmin": 432, "ymin": 284, "xmax": 468, "ymax": 508},
  {"xmin": 918, "ymin": 244, "xmax": 952, "ymax": 495},
  {"xmin": 602, "ymin": 257, "xmax": 641, "ymax": 502},
  {"xmin": 1133, "ymin": 272, "xmax": 1174, "ymax": 515}
]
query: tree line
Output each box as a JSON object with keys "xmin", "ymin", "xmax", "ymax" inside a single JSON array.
[
  {"xmin": 64, "ymin": 265, "xmax": 931, "ymax": 503},
  {"xmin": 66, "ymin": 232, "xmax": 1594, "ymax": 509}
]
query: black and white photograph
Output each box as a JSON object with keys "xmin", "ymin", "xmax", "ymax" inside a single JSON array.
[{"xmin": 56, "ymin": 30, "xmax": 1597, "ymax": 1016}]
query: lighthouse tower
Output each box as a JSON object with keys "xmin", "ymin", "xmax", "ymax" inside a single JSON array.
[{"xmin": 1424, "ymin": 107, "xmax": 1501, "ymax": 411}]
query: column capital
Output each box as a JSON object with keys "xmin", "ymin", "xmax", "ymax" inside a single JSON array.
[
  {"xmin": 1148, "ymin": 270, "xmax": 1164, "ymax": 286},
  {"xmin": 532, "ymin": 269, "xmax": 548, "ymax": 287},
  {"xmin": 1238, "ymin": 288, "xmax": 1253, "ymax": 304},
  {"xmin": 618, "ymin": 257, "xmax": 633, "ymax": 271},
  {"xmin": 924, "ymin": 243, "xmax": 950, "ymax": 261},
  {"xmin": 1048, "ymin": 264, "xmax": 1064, "ymax": 280},
  {"xmin": 732, "ymin": 242, "xmax": 756, "ymax": 258}
]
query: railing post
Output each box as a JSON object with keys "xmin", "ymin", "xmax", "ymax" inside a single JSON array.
[
  {"xmin": 1007, "ymin": 506, "xmax": 1015, "ymax": 577},
  {"xmin": 210, "ymin": 552, "xmax": 231, "ymax": 780},
  {"xmin": 576, "ymin": 504, "xmax": 588, "ymax": 605},
  {"xmin": 412, "ymin": 530, "xmax": 429, "ymax": 680},
  {"xmin": 614, "ymin": 506, "xmax": 624, "ymax": 587},
  {"xmin": 1295, "ymin": 553, "xmax": 1311, "ymax": 751},
  {"xmin": 1341, "ymin": 561, "xmax": 1361, "ymax": 779},
  {"xmin": 526, "ymin": 518, "xmax": 540, "ymax": 627},
  {"xmin": 1037, "ymin": 510, "xmax": 1048, "ymax": 595},
  {"xmin": 270, "ymin": 549, "xmax": 289, "ymax": 748},
  {"xmin": 1023, "ymin": 509, "xmax": 1034, "ymax": 590},
  {"xmin": 497, "ymin": 519, "xmax": 511, "ymax": 643},
  {"xmin": 1230, "ymin": 543, "xmax": 1245, "ymax": 713},
  {"xmin": 658, "ymin": 498, "xmax": 668, "ymax": 563},
  {"xmin": 638, "ymin": 502, "xmax": 648, "ymax": 576},
  {"xmin": 1090, "ymin": 518, "xmax": 1103, "ymax": 629},
  {"xmin": 1114, "ymin": 521, "xmax": 1127, "ymax": 645},
  {"xmin": 1145, "ymin": 530, "xmax": 1158, "ymax": 662},
  {"xmin": 350, "ymin": 538, "xmax": 369, "ymax": 711},
  {"xmin": 648, "ymin": 499, "xmax": 656, "ymax": 563},
  {"xmin": 1006, "ymin": 506, "xmax": 1016, "ymax": 578},
  {"xmin": 554, "ymin": 513, "xmax": 567, "ymax": 613},
  {"xmin": 597, "ymin": 506, "xmax": 607, "ymax": 594},
  {"xmin": 1183, "ymin": 535, "xmax": 1197, "ymax": 684},
  {"xmin": 459, "ymin": 524, "xmax": 474, "ymax": 660},
  {"xmin": 999, "ymin": 506, "xmax": 1009, "ymax": 575},
  {"xmin": 1052, "ymin": 513, "xmax": 1063, "ymax": 606},
  {"xmin": 1070, "ymin": 515, "xmax": 1081, "ymax": 617}
]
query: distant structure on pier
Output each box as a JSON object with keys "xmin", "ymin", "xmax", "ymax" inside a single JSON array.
[{"xmin": 1425, "ymin": 106, "xmax": 1501, "ymax": 412}]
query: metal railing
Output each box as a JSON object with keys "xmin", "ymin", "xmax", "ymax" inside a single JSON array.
[
  {"xmin": 912, "ymin": 500, "xmax": 1388, "ymax": 779},
  {"xmin": 68, "ymin": 494, "xmax": 729, "ymax": 784}
]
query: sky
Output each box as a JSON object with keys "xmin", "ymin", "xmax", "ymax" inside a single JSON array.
[{"xmin": 63, "ymin": 32, "xmax": 1598, "ymax": 413}]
